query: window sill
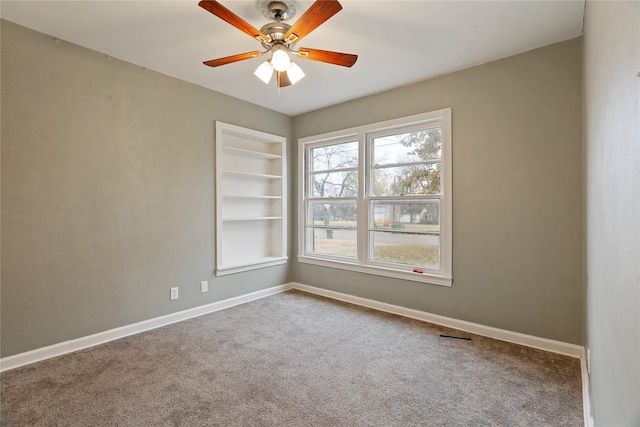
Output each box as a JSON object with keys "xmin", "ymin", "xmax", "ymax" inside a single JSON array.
[{"xmin": 297, "ymin": 255, "xmax": 452, "ymax": 287}]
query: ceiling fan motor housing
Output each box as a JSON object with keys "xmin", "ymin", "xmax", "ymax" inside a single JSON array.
[{"xmin": 260, "ymin": 21, "xmax": 292, "ymax": 49}]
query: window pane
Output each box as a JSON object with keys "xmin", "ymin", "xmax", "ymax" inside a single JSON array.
[
  {"xmin": 371, "ymin": 200, "xmax": 440, "ymax": 231},
  {"xmin": 311, "ymin": 142, "xmax": 358, "ymax": 172},
  {"xmin": 308, "ymin": 227, "xmax": 357, "ymax": 258},
  {"xmin": 372, "ymin": 163, "xmax": 441, "ymax": 196},
  {"xmin": 372, "ymin": 128, "xmax": 442, "ymax": 166},
  {"xmin": 311, "ymin": 170, "xmax": 358, "ymax": 198},
  {"xmin": 309, "ymin": 201, "xmax": 357, "ymax": 227},
  {"xmin": 371, "ymin": 231, "xmax": 439, "ymax": 268},
  {"xmin": 300, "ymin": 108, "xmax": 451, "ymax": 282}
]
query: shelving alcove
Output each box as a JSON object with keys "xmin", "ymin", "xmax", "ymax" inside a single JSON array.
[{"xmin": 215, "ymin": 121, "xmax": 287, "ymax": 276}]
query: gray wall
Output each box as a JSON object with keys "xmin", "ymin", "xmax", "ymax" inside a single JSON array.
[
  {"xmin": 583, "ymin": 1, "xmax": 640, "ymax": 425},
  {"xmin": 1, "ymin": 21, "xmax": 585, "ymax": 358},
  {"xmin": 293, "ymin": 38, "xmax": 584, "ymax": 345},
  {"xmin": 1, "ymin": 21, "xmax": 293, "ymax": 357}
]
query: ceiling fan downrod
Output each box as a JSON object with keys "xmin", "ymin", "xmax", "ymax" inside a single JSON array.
[{"xmin": 259, "ymin": 0, "xmax": 297, "ymax": 22}]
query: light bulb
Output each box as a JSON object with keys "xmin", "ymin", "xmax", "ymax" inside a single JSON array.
[
  {"xmin": 286, "ymin": 62, "xmax": 305, "ymax": 85},
  {"xmin": 271, "ymin": 49, "xmax": 291, "ymax": 72},
  {"xmin": 254, "ymin": 61, "xmax": 274, "ymax": 84}
]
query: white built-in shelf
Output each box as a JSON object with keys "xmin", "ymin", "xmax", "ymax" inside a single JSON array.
[
  {"xmin": 222, "ymin": 146, "xmax": 282, "ymax": 160},
  {"xmin": 216, "ymin": 256, "xmax": 288, "ymax": 276},
  {"xmin": 222, "ymin": 216, "xmax": 283, "ymax": 222},
  {"xmin": 223, "ymin": 171, "xmax": 282, "ymax": 180},
  {"xmin": 215, "ymin": 121, "xmax": 287, "ymax": 276},
  {"xmin": 222, "ymin": 195, "xmax": 282, "ymax": 199}
]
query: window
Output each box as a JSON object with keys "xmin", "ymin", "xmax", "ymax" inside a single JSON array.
[{"xmin": 298, "ymin": 109, "xmax": 452, "ymax": 286}]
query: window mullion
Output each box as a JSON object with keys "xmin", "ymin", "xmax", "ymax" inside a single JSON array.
[
  {"xmin": 308, "ymin": 197, "xmax": 358, "ymax": 202},
  {"xmin": 310, "ymin": 166, "xmax": 359, "ymax": 175},
  {"xmin": 369, "ymin": 195, "xmax": 443, "ymax": 201},
  {"xmin": 371, "ymin": 159, "xmax": 442, "ymax": 169},
  {"xmin": 358, "ymin": 130, "xmax": 368, "ymax": 265}
]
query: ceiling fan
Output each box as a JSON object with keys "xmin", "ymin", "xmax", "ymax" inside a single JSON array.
[{"xmin": 198, "ymin": 0, "xmax": 358, "ymax": 87}]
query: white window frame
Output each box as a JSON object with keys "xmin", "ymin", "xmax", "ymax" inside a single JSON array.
[{"xmin": 298, "ymin": 109, "xmax": 452, "ymax": 286}]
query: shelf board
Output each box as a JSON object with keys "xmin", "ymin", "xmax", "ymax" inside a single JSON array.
[
  {"xmin": 223, "ymin": 171, "xmax": 282, "ymax": 180},
  {"xmin": 222, "ymin": 195, "xmax": 282, "ymax": 199},
  {"xmin": 222, "ymin": 146, "xmax": 282, "ymax": 160},
  {"xmin": 222, "ymin": 216, "xmax": 283, "ymax": 222},
  {"xmin": 216, "ymin": 256, "xmax": 288, "ymax": 276}
]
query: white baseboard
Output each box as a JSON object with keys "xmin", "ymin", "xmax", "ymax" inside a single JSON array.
[
  {"xmin": 290, "ymin": 282, "xmax": 584, "ymax": 358},
  {"xmin": 1, "ymin": 281, "xmax": 592, "ymax": 426},
  {"xmin": 289, "ymin": 282, "xmax": 591, "ymax": 427},
  {"xmin": 580, "ymin": 348, "xmax": 594, "ymax": 427},
  {"xmin": 0, "ymin": 284, "xmax": 293, "ymax": 372},
  {"xmin": 1, "ymin": 281, "xmax": 584, "ymax": 368}
]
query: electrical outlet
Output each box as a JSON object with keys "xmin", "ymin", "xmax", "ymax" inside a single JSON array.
[
  {"xmin": 170, "ymin": 287, "xmax": 179, "ymax": 300},
  {"xmin": 200, "ymin": 281, "xmax": 208, "ymax": 293}
]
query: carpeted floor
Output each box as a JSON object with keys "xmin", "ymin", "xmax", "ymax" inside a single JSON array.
[{"xmin": 1, "ymin": 290, "xmax": 583, "ymax": 426}]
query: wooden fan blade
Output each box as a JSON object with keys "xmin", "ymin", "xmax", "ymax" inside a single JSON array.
[
  {"xmin": 297, "ymin": 48, "xmax": 357, "ymax": 67},
  {"xmin": 199, "ymin": 1, "xmax": 268, "ymax": 42},
  {"xmin": 203, "ymin": 51, "xmax": 262, "ymax": 67},
  {"xmin": 284, "ymin": 0, "xmax": 342, "ymax": 43},
  {"xmin": 277, "ymin": 71, "xmax": 292, "ymax": 87}
]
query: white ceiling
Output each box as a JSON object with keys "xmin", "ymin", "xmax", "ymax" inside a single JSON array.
[{"xmin": 1, "ymin": 0, "xmax": 584, "ymax": 116}]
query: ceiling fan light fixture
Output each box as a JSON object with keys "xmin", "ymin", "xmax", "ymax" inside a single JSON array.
[
  {"xmin": 254, "ymin": 60, "xmax": 274, "ymax": 84},
  {"xmin": 271, "ymin": 47, "xmax": 291, "ymax": 72},
  {"xmin": 286, "ymin": 61, "xmax": 305, "ymax": 84},
  {"xmin": 199, "ymin": 0, "xmax": 358, "ymax": 87}
]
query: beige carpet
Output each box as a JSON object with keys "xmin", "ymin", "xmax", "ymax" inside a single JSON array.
[{"xmin": 0, "ymin": 290, "xmax": 583, "ymax": 426}]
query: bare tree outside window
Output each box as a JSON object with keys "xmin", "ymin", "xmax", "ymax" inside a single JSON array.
[
  {"xmin": 308, "ymin": 141, "xmax": 358, "ymax": 256},
  {"xmin": 370, "ymin": 127, "xmax": 443, "ymax": 268}
]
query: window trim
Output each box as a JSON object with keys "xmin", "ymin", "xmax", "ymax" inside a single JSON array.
[{"xmin": 298, "ymin": 109, "xmax": 452, "ymax": 286}]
